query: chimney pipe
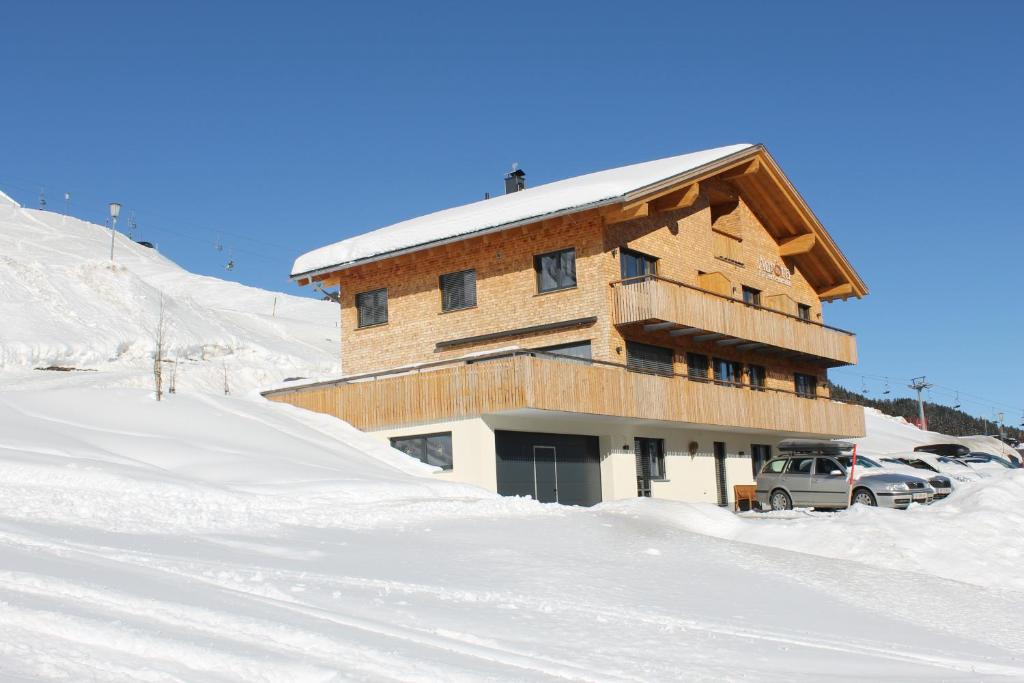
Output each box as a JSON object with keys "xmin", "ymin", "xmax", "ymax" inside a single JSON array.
[{"xmin": 504, "ymin": 166, "xmax": 526, "ymax": 194}]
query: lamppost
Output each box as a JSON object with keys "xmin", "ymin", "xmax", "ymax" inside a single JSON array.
[{"xmin": 109, "ymin": 202, "xmax": 121, "ymax": 261}]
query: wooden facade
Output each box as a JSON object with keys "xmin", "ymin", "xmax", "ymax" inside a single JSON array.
[
  {"xmin": 265, "ymin": 352, "xmax": 866, "ymax": 437},
  {"xmin": 279, "ymin": 145, "xmax": 868, "ymax": 439}
]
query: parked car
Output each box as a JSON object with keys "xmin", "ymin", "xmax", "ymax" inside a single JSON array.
[
  {"xmin": 880, "ymin": 452, "xmax": 985, "ymax": 485},
  {"xmin": 756, "ymin": 440, "xmax": 936, "ymax": 511},
  {"xmin": 960, "ymin": 452, "xmax": 1018, "ymax": 472},
  {"xmin": 844, "ymin": 454, "xmax": 953, "ymax": 500}
]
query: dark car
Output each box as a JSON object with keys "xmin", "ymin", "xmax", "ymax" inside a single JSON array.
[{"xmin": 914, "ymin": 443, "xmax": 970, "ymax": 458}]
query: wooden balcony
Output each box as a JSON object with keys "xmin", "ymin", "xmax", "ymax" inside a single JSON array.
[
  {"xmin": 263, "ymin": 352, "xmax": 865, "ymax": 437},
  {"xmin": 611, "ymin": 275, "xmax": 857, "ymax": 366}
]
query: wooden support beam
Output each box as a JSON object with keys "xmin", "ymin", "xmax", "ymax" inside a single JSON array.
[
  {"xmin": 817, "ymin": 282, "xmax": 855, "ymax": 299},
  {"xmin": 694, "ymin": 333, "xmax": 725, "ymax": 343},
  {"xmin": 649, "ymin": 183, "xmax": 700, "ymax": 214},
  {"xmin": 715, "ymin": 338, "xmax": 746, "ymax": 346},
  {"xmin": 602, "ymin": 202, "xmax": 650, "ymax": 224},
  {"xmin": 778, "ymin": 233, "xmax": 817, "ymax": 257},
  {"xmin": 643, "ymin": 321, "xmax": 677, "ymax": 332},
  {"xmin": 668, "ymin": 327, "xmax": 701, "ymax": 337},
  {"xmin": 703, "ymin": 179, "xmax": 738, "ymax": 204},
  {"xmin": 736, "ymin": 343, "xmax": 765, "ymax": 351},
  {"xmin": 720, "ymin": 158, "xmax": 761, "ymax": 179}
]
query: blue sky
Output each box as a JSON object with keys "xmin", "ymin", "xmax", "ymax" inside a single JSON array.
[{"xmin": 2, "ymin": 1, "xmax": 1021, "ymax": 422}]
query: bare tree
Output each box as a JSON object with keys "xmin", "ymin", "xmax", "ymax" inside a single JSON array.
[{"xmin": 153, "ymin": 293, "xmax": 167, "ymax": 401}]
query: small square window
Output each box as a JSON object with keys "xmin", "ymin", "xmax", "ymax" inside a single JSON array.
[
  {"xmin": 747, "ymin": 364, "xmax": 766, "ymax": 391},
  {"xmin": 687, "ymin": 352, "xmax": 709, "ymax": 381},
  {"xmin": 797, "ymin": 303, "xmax": 812, "ymax": 321},
  {"xmin": 356, "ymin": 288, "xmax": 388, "ymax": 328},
  {"xmin": 794, "ymin": 373, "xmax": 818, "ymax": 398},
  {"xmin": 535, "ymin": 248, "xmax": 577, "ymax": 293},
  {"xmin": 742, "ymin": 286, "xmax": 761, "ymax": 306},
  {"xmin": 440, "ymin": 269, "xmax": 477, "ymax": 312}
]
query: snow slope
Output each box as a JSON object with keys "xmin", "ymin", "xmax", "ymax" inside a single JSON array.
[
  {"xmin": 3, "ymin": 388, "xmax": 1024, "ymax": 681},
  {"xmin": 0, "ymin": 190, "xmax": 338, "ymax": 393},
  {"xmin": 856, "ymin": 407, "xmax": 1020, "ymax": 460}
]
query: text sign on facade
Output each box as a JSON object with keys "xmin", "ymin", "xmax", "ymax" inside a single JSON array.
[{"xmin": 758, "ymin": 255, "xmax": 792, "ymax": 286}]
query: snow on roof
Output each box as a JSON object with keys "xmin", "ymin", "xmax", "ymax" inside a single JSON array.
[{"xmin": 292, "ymin": 143, "xmax": 754, "ymax": 278}]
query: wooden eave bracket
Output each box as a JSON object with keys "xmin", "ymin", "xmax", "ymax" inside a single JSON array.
[
  {"xmin": 817, "ymin": 282, "xmax": 855, "ymax": 300},
  {"xmin": 778, "ymin": 233, "xmax": 816, "ymax": 256},
  {"xmin": 719, "ymin": 158, "xmax": 761, "ymax": 179}
]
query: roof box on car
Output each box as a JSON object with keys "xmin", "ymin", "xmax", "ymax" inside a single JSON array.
[{"xmin": 913, "ymin": 443, "xmax": 970, "ymax": 457}]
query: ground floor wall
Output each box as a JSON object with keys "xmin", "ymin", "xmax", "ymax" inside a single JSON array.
[{"xmin": 368, "ymin": 413, "xmax": 785, "ymax": 506}]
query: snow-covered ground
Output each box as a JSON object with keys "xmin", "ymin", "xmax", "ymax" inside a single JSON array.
[{"xmin": 3, "ymin": 189, "xmax": 1022, "ymax": 680}]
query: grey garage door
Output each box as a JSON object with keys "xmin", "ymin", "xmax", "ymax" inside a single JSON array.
[{"xmin": 495, "ymin": 430, "xmax": 602, "ymax": 506}]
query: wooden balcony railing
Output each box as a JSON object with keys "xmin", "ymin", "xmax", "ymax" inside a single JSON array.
[
  {"xmin": 611, "ymin": 275, "xmax": 857, "ymax": 366},
  {"xmin": 263, "ymin": 351, "xmax": 865, "ymax": 437}
]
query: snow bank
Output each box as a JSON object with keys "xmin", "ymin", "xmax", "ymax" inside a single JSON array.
[
  {"xmin": 292, "ymin": 144, "xmax": 752, "ymax": 276},
  {"xmin": 855, "ymin": 407, "xmax": 1019, "ymax": 460},
  {"xmin": 0, "ymin": 196, "xmax": 338, "ymax": 393}
]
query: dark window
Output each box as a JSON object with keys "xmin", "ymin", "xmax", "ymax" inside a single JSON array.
[
  {"xmin": 440, "ymin": 269, "xmax": 476, "ymax": 312},
  {"xmin": 785, "ymin": 457, "xmax": 815, "ymax": 474},
  {"xmin": 797, "ymin": 303, "xmax": 812, "ymax": 321},
  {"xmin": 713, "ymin": 358, "xmax": 743, "ymax": 386},
  {"xmin": 390, "ymin": 433, "xmax": 453, "ymax": 470},
  {"xmin": 356, "ymin": 288, "xmax": 388, "ymax": 328},
  {"xmin": 635, "ymin": 437, "xmax": 666, "ymax": 494},
  {"xmin": 626, "ymin": 341, "xmax": 674, "ymax": 376},
  {"xmin": 535, "ymin": 248, "xmax": 577, "ymax": 293},
  {"xmin": 620, "ymin": 249, "xmax": 658, "ymax": 279},
  {"xmin": 748, "ymin": 364, "xmax": 766, "ymax": 391},
  {"xmin": 687, "ymin": 352, "xmax": 709, "ymax": 381},
  {"xmin": 536, "ymin": 341, "xmax": 592, "ymax": 363},
  {"xmin": 762, "ymin": 456, "xmax": 786, "ymax": 475},
  {"xmin": 815, "ymin": 458, "xmax": 845, "ymax": 476},
  {"xmin": 794, "ymin": 373, "xmax": 818, "ymax": 398},
  {"xmin": 741, "ymin": 286, "xmax": 761, "ymax": 306},
  {"xmin": 751, "ymin": 444, "xmax": 772, "ymax": 477}
]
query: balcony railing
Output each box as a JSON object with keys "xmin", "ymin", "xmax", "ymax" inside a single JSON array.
[
  {"xmin": 611, "ymin": 275, "xmax": 857, "ymax": 366},
  {"xmin": 263, "ymin": 350, "xmax": 866, "ymax": 437}
]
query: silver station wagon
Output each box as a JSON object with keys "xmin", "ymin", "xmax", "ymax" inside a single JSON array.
[{"xmin": 756, "ymin": 439, "xmax": 936, "ymax": 511}]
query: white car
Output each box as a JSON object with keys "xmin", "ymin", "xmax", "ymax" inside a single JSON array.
[
  {"xmin": 840, "ymin": 454, "xmax": 953, "ymax": 500},
  {"xmin": 882, "ymin": 452, "xmax": 985, "ymax": 485}
]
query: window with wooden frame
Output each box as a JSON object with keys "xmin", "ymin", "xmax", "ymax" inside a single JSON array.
[
  {"xmin": 794, "ymin": 373, "xmax": 818, "ymax": 398},
  {"xmin": 713, "ymin": 358, "xmax": 743, "ymax": 387},
  {"xmin": 747, "ymin": 364, "xmax": 766, "ymax": 391},
  {"xmin": 439, "ymin": 269, "xmax": 477, "ymax": 312},
  {"xmin": 619, "ymin": 248, "xmax": 658, "ymax": 280},
  {"xmin": 797, "ymin": 303, "xmax": 812, "ymax": 321},
  {"xmin": 534, "ymin": 248, "xmax": 577, "ymax": 293},
  {"xmin": 355, "ymin": 288, "xmax": 388, "ymax": 328},
  {"xmin": 741, "ymin": 286, "xmax": 761, "ymax": 306}
]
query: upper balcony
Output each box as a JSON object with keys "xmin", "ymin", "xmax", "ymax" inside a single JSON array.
[
  {"xmin": 611, "ymin": 275, "xmax": 857, "ymax": 367},
  {"xmin": 263, "ymin": 351, "xmax": 865, "ymax": 437}
]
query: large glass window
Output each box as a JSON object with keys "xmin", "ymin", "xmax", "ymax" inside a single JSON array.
[
  {"xmin": 713, "ymin": 358, "xmax": 743, "ymax": 386},
  {"xmin": 440, "ymin": 269, "xmax": 477, "ymax": 312},
  {"xmin": 390, "ymin": 433, "xmax": 453, "ymax": 470},
  {"xmin": 626, "ymin": 341, "xmax": 674, "ymax": 376},
  {"xmin": 534, "ymin": 248, "xmax": 577, "ymax": 293},
  {"xmin": 747, "ymin": 364, "xmax": 766, "ymax": 391},
  {"xmin": 794, "ymin": 373, "xmax": 818, "ymax": 398},
  {"xmin": 687, "ymin": 352, "xmax": 709, "ymax": 381},
  {"xmin": 356, "ymin": 288, "xmax": 388, "ymax": 328},
  {"xmin": 620, "ymin": 249, "xmax": 658, "ymax": 279}
]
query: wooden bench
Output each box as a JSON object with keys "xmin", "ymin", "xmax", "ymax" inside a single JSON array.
[{"xmin": 733, "ymin": 484, "xmax": 757, "ymax": 512}]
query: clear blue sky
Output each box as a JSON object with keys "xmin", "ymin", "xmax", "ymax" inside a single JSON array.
[{"xmin": 2, "ymin": 1, "xmax": 1021, "ymax": 422}]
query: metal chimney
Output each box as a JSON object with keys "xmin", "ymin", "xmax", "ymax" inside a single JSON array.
[{"xmin": 504, "ymin": 165, "xmax": 526, "ymax": 194}]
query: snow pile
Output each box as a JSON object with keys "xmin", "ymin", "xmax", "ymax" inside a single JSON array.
[
  {"xmin": 292, "ymin": 144, "xmax": 752, "ymax": 276},
  {"xmin": 0, "ymin": 190, "xmax": 338, "ymax": 393},
  {"xmin": 3, "ymin": 387, "xmax": 1024, "ymax": 680},
  {"xmin": 610, "ymin": 470, "xmax": 1024, "ymax": 592},
  {"xmin": 855, "ymin": 407, "xmax": 1019, "ymax": 460}
]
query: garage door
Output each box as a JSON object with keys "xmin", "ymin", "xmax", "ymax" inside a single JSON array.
[{"xmin": 495, "ymin": 430, "xmax": 602, "ymax": 506}]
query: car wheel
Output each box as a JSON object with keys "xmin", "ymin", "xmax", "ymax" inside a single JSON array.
[
  {"xmin": 851, "ymin": 488, "xmax": 876, "ymax": 507},
  {"xmin": 770, "ymin": 489, "xmax": 792, "ymax": 511}
]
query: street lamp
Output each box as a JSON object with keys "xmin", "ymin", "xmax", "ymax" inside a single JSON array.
[{"xmin": 109, "ymin": 202, "xmax": 121, "ymax": 261}]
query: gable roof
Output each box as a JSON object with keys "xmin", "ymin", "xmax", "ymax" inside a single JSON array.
[{"xmin": 291, "ymin": 143, "xmax": 754, "ymax": 279}]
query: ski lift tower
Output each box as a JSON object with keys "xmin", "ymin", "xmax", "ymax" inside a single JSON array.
[{"xmin": 908, "ymin": 376, "xmax": 932, "ymax": 430}]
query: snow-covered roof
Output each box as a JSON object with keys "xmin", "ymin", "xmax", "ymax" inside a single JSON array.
[{"xmin": 292, "ymin": 143, "xmax": 755, "ymax": 279}]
